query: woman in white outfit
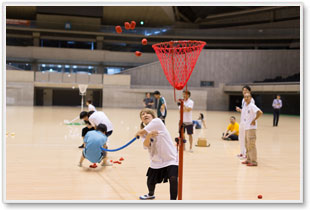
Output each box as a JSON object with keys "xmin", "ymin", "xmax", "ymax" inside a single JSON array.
[
  {"xmin": 235, "ymin": 85, "xmax": 255, "ymax": 159},
  {"xmin": 136, "ymin": 108, "xmax": 178, "ymax": 200}
]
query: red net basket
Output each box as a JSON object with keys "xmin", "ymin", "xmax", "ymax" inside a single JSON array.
[{"xmin": 152, "ymin": 40, "xmax": 206, "ymax": 90}]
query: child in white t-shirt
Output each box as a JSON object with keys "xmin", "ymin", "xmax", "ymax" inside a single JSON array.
[
  {"xmin": 86, "ymin": 100, "xmax": 96, "ymax": 112},
  {"xmin": 136, "ymin": 108, "xmax": 178, "ymax": 200}
]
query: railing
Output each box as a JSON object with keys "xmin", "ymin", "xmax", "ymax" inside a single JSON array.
[
  {"xmin": 7, "ymin": 19, "xmax": 300, "ymax": 39},
  {"xmin": 226, "ymin": 81, "xmax": 300, "ymax": 86}
]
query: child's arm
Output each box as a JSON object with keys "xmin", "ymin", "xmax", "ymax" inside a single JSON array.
[
  {"xmin": 236, "ymin": 106, "xmax": 241, "ymax": 112},
  {"xmin": 202, "ymin": 119, "xmax": 207, "ymax": 128},
  {"xmin": 251, "ymin": 110, "xmax": 263, "ymax": 125},
  {"xmin": 136, "ymin": 129, "xmax": 147, "ymax": 138},
  {"xmin": 143, "ymin": 131, "xmax": 158, "ymax": 148},
  {"xmin": 184, "ymin": 106, "xmax": 192, "ymax": 112}
]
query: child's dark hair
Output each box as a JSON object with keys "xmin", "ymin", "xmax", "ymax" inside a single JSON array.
[
  {"xmin": 154, "ymin": 90, "xmax": 160, "ymax": 95},
  {"xmin": 183, "ymin": 90, "xmax": 191, "ymax": 97},
  {"xmin": 96, "ymin": 124, "xmax": 107, "ymax": 133},
  {"xmin": 88, "ymin": 111, "xmax": 95, "ymax": 117},
  {"xmin": 230, "ymin": 116, "xmax": 236, "ymax": 120},
  {"xmin": 199, "ymin": 113, "xmax": 204, "ymax": 120},
  {"xmin": 242, "ymin": 85, "xmax": 251, "ymax": 92},
  {"xmin": 87, "ymin": 100, "xmax": 92, "ymax": 104},
  {"xmin": 79, "ymin": 111, "xmax": 88, "ymax": 119}
]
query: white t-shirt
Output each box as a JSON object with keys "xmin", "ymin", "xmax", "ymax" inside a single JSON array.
[
  {"xmin": 240, "ymin": 98, "xmax": 255, "ymax": 125},
  {"xmin": 241, "ymin": 103, "xmax": 261, "ymax": 130},
  {"xmin": 160, "ymin": 97, "xmax": 167, "ymax": 117},
  {"xmin": 241, "ymin": 98, "xmax": 255, "ymax": 108},
  {"xmin": 88, "ymin": 104, "xmax": 96, "ymax": 112},
  {"xmin": 89, "ymin": 111, "xmax": 113, "ymax": 132},
  {"xmin": 142, "ymin": 118, "xmax": 178, "ymax": 169},
  {"xmin": 183, "ymin": 98, "xmax": 194, "ymax": 123}
]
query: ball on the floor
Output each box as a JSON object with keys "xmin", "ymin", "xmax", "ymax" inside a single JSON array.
[{"xmin": 258, "ymin": 195, "xmax": 263, "ymax": 199}]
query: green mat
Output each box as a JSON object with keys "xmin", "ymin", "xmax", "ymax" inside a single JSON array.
[{"xmin": 65, "ymin": 122, "xmax": 82, "ymax": 125}]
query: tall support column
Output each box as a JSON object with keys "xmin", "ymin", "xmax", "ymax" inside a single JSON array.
[
  {"xmin": 32, "ymin": 32, "xmax": 40, "ymax": 47},
  {"xmin": 96, "ymin": 36, "xmax": 104, "ymax": 50}
]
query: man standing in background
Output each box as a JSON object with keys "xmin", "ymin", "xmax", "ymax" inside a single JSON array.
[
  {"xmin": 272, "ymin": 95, "xmax": 282, "ymax": 127},
  {"xmin": 154, "ymin": 91, "xmax": 167, "ymax": 124},
  {"xmin": 236, "ymin": 85, "xmax": 255, "ymax": 159},
  {"xmin": 181, "ymin": 90, "xmax": 194, "ymax": 152},
  {"xmin": 242, "ymin": 93, "xmax": 263, "ymax": 167},
  {"xmin": 143, "ymin": 92, "xmax": 154, "ymax": 109}
]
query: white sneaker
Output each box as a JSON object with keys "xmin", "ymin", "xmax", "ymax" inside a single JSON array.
[
  {"xmin": 101, "ymin": 162, "xmax": 113, "ymax": 166},
  {"xmin": 139, "ymin": 194, "xmax": 155, "ymax": 200}
]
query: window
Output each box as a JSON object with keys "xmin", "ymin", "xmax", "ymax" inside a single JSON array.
[
  {"xmin": 7, "ymin": 62, "xmax": 32, "ymax": 70},
  {"xmin": 106, "ymin": 67, "xmax": 122, "ymax": 75},
  {"xmin": 39, "ymin": 64, "xmax": 97, "ymax": 74},
  {"xmin": 200, "ymin": 81, "xmax": 214, "ymax": 87}
]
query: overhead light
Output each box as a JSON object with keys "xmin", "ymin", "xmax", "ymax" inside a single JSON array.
[
  {"xmin": 73, "ymin": 65, "xmax": 77, "ymax": 69},
  {"xmin": 57, "ymin": 65, "xmax": 62, "ymax": 68},
  {"xmin": 42, "ymin": 64, "xmax": 46, "ymax": 67},
  {"xmin": 65, "ymin": 65, "xmax": 70, "ymax": 68},
  {"xmin": 140, "ymin": 21, "xmax": 144, "ymax": 25}
]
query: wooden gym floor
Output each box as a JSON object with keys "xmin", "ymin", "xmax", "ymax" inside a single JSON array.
[{"xmin": 5, "ymin": 106, "xmax": 300, "ymax": 201}]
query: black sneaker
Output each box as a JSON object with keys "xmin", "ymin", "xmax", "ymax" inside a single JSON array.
[{"xmin": 78, "ymin": 144, "xmax": 84, "ymax": 148}]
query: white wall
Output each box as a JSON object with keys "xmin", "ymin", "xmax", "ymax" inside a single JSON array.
[
  {"xmin": 102, "ymin": 86, "xmax": 207, "ymax": 110},
  {"xmin": 6, "ymin": 71, "xmax": 34, "ymax": 106}
]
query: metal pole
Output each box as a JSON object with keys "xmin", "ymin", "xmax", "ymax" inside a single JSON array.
[
  {"xmin": 178, "ymin": 99, "xmax": 184, "ymax": 200},
  {"xmin": 81, "ymin": 95, "xmax": 84, "ymax": 111}
]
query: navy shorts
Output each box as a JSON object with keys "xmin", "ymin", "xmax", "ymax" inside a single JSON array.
[{"xmin": 184, "ymin": 124, "xmax": 193, "ymax": 135}]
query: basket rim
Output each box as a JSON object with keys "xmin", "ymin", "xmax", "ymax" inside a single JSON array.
[{"xmin": 152, "ymin": 40, "xmax": 206, "ymax": 49}]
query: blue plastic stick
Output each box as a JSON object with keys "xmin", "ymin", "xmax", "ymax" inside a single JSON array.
[{"xmin": 100, "ymin": 137, "xmax": 139, "ymax": 152}]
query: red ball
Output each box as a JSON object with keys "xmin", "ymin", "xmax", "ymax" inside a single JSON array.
[
  {"xmin": 119, "ymin": 157, "xmax": 124, "ymax": 161},
  {"xmin": 130, "ymin": 21, "xmax": 136, "ymax": 29},
  {"xmin": 124, "ymin": 22, "xmax": 130, "ymax": 30},
  {"xmin": 142, "ymin": 38, "xmax": 147, "ymax": 45},
  {"xmin": 89, "ymin": 163, "xmax": 97, "ymax": 168},
  {"xmin": 175, "ymin": 84, "xmax": 183, "ymax": 90},
  {"xmin": 115, "ymin": 26, "xmax": 122, "ymax": 34},
  {"xmin": 258, "ymin": 195, "xmax": 263, "ymax": 199},
  {"xmin": 135, "ymin": 51, "xmax": 142, "ymax": 57}
]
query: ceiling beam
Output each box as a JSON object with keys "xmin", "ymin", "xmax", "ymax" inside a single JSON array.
[{"xmin": 203, "ymin": 6, "xmax": 289, "ymax": 21}]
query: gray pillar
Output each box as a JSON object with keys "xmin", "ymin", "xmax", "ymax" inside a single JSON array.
[
  {"xmin": 32, "ymin": 61, "xmax": 38, "ymax": 72},
  {"xmin": 43, "ymin": 89, "xmax": 53, "ymax": 106},
  {"xmin": 97, "ymin": 64, "xmax": 104, "ymax": 74},
  {"xmin": 96, "ymin": 36, "xmax": 104, "ymax": 50},
  {"xmin": 33, "ymin": 32, "xmax": 40, "ymax": 47}
]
